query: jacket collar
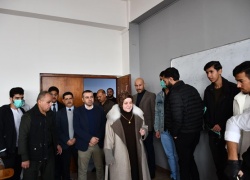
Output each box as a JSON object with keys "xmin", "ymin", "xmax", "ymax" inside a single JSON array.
[
  {"xmin": 208, "ymin": 77, "xmax": 230, "ymax": 94},
  {"xmin": 106, "ymin": 104, "xmax": 144, "ymax": 124}
]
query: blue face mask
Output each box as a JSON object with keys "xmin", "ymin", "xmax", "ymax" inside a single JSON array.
[
  {"xmin": 160, "ymin": 80, "xmax": 167, "ymax": 89},
  {"xmin": 13, "ymin": 99, "xmax": 24, "ymax": 108}
]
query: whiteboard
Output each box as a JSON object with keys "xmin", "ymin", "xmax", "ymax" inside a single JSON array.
[
  {"xmin": 171, "ymin": 38, "xmax": 250, "ymax": 180},
  {"xmin": 171, "ymin": 38, "xmax": 250, "ymax": 99}
]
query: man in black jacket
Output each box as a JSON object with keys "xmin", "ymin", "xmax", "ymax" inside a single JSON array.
[
  {"xmin": 18, "ymin": 91, "xmax": 62, "ymax": 180},
  {"xmin": 48, "ymin": 86, "xmax": 65, "ymax": 112},
  {"xmin": 0, "ymin": 87, "xmax": 25, "ymax": 180},
  {"xmin": 203, "ymin": 61, "xmax": 239, "ymax": 180},
  {"xmin": 48, "ymin": 86, "xmax": 65, "ymax": 180},
  {"xmin": 162, "ymin": 67, "xmax": 204, "ymax": 180}
]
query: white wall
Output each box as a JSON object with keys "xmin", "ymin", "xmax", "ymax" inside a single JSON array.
[
  {"xmin": 0, "ymin": 14, "xmax": 123, "ymax": 106},
  {"xmin": 122, "ymin": 29, "xmax": 130, "ymax": 75},
  {"xmin": 129, "ymin": 0, "xmax": 163, "ymax": 22},
  {"xmin": 0, "ymin": 0, "xmax": 128, "ymax": 28}
]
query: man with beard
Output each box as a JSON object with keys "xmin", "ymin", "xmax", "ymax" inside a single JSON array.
[
  {"xmin": 74, "ymin": 90, "xmax": 106, "ymax": 180},
  {"xmin": 107, "ymin": 88, "xmax": 117, "ymax": 104},
  {"xmin": 225, "ymin": 61, "xmax": 250, "ymax": 179},
  {"xmin": 133, "ymin": 78, "xmax": 156, "ymax": 178},
  {"xmin": 162, "ymin": 67, "xmax": 203, "ymax": 180}
]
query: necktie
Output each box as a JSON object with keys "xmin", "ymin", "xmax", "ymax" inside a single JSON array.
[
  {"xmin": 67, "ymin": 108, "xmax": 74, "ymax": 139},
  {"xmin": 53, "ymin": 104, "xmax": 56, "ymax": 112}
]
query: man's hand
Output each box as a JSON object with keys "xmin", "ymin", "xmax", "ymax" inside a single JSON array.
[
  {"xmin": 89, "ymin": 137, "xmax": 99, "ymax": 146},
  {"xmin": 21, "ymin": 160, "xmax": 30, "ymax": 169},
  {"xmin": 155, "ymin": 131, "xmax": 161, "ymax": 138},
  {"xmin": 139, "ymin": 128, "xmax": 146, "ymax": 136},
  {"xmin": 67, "ymin": 138, "xmax": 76, "ymax": 146},
  {"xmin": 57, "ymin": 145, "xmax": 62, "ymax": 155},
  {"xmin": 212, "ymin": 124, "xmax": 221, "ymax": 132},
  {"xmin": 224, "ymin": 160, "xmax": 240, "ymax": 180}
]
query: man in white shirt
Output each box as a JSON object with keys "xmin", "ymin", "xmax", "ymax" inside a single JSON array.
[
  {"xmin": 225, "ymin": 61, "xmax": 250, "ymax": 179},
  {"xmin": 0, "ymin": 87, "xmax": 25, "ymax": 180}
]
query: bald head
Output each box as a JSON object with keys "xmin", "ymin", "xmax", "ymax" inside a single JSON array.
[
  {"xmin": 97, "ymin": 89, "xmax": 107, "ymax": 104},
  {"xmin": 134, "ymin": 78, "xmax": 145, "ymax": 93}
]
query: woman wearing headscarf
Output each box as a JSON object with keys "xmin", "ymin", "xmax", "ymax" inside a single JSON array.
[{"xmin": 104, "ymin": 91, "xmax": 151, "ymax": 180}]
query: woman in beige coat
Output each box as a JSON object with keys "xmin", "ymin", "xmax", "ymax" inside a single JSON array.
[{"xmin": 104, "ymin": 91, "xmax": 151, "ymax": 180}]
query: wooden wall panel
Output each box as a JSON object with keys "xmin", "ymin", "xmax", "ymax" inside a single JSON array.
[{"xmin": 41, "ymin": 76, "xmax": 84, "ymax": 107}]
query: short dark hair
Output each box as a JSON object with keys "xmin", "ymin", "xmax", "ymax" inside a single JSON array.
[
  {"xmin": 37, "ymin": 91, "xmax": 50, "ymax": 102},
  {"xmin": 48, "ymin": 86, "xmax": 59, "ymax": 93},
  {"xmin": 82, "ymin": 90, "xmax": 93, "ymax": 97},
  {"xmin": 118, "ymin": 91, "xmax": 133, "ymax": 108},
  {"xmin": 162, "ymin": 67, "xmax": 180, "ymax": 81},
  {"xmin": 204, "ymin": 61, "xmax": 222, "ymax": 71},
  {"xmin": 62, "ymin": 92, "xmax": 74, "ymax": 99},
  {"xmin": 107, "ymin": 88, "xmax": 114, "ymax": 92},
  {"xmin": 159, "ymin": 70, "xmax": 165, "ymax": 77},
  {"xmin": 9, "ymin": 87, "xmax": 24, "ymax": 98},
  {"xmin": 233, "ymin": 61, "xmax": 250, "ymax": 79}
]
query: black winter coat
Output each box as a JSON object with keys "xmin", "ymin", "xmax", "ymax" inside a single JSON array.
[
  {"xmin": 165, "ymin": 81, "xmax": 204, "ymax": 137},
  {"xmin": 18, "ymin": 104, "xmax": 58, "ymax": 161}
]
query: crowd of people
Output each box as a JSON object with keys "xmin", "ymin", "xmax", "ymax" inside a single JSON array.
[{"xmin": 1, "ymin": 61, "xmax": 250, "ymax": 180}]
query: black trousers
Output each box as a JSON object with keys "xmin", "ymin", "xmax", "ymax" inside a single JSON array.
[
  {"xmin": 2, "ymin": 148, "xmax": 22, "ymax": 180},
  {"xmin": 22, "ymin": 158, "xmax": 55, "ymax": 180},
  {"xmin": 61, "ymin": 146, "xmax": 78, "ymax": 180},
  {"xmin": 174, "ymin": 132, "xmax": 200, "ymax": 180},
  {"xmin": 55, "ymin": 154, "xmax": 63, "ymax": 180},
  {"xmin": 208, "ymin": 132, "xmax": 229, "ymax": 180},
  {"xmin": 143, "ymin": 131, "xmax": 155, "ymax": 178}
]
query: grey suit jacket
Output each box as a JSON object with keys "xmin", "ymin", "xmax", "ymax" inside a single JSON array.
[{"xmin": 133, "ymin": 90, "xmax": 156, "ymax": 131}]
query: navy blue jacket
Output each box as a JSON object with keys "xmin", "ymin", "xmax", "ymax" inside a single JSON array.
[{"xmin": 73, "ymin": 105, "xmax": 106, "ymax": 151}]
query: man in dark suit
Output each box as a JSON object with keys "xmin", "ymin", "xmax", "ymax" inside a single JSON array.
[
  {"xmin": 48, "ymin": 86, "xmax": 65, "ymax": 180},
  {"xmin": 133, "ymin": 78, "xmax": 156, "ymax": 178},
  {"xmin": 74, "ymin": 90, "xmax": 106, "ymax": 180},
  {"xmin": 56, "ymin": 92, "xmax": 78, "ymax": 180},
  {"xmin": 0, "ymin": 87, "xmax": 25, "ymax": 180},
  {"xmin": 48, "ymin": 86, "xmax": 65, "ymax": 112}
]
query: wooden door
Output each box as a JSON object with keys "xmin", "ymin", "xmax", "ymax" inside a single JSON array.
[
  {"xmin": 41, "ymin": 75, "xmax": 84, "ymax": 107},
  {"xmin": 40, "ymin": 73, "xmax": 118, "ymax": 107},
  {"xmin": 116, "ymin": 74, "xmax": 131, "ymax": 95}
]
